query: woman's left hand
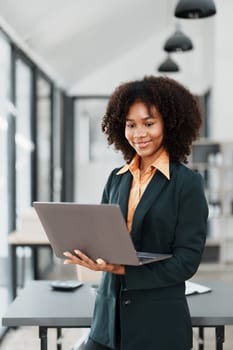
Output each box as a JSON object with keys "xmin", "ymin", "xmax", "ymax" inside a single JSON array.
[{"xmin": 63, "ymin": 250, "xmax": 125, "ymax": 275}]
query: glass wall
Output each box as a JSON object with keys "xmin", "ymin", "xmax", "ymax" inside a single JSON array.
[
  {"xmin": 74, "ymin": 98, "xmax": 123, "ymax": 204},
  {"xmin": 0, "ymin": 32, "xmax": 11, "ymax": 337},
  {"xmin": 0, "ymin": 28, "xmax": 68, "ymax": 341},
  {"xmin": 15, "ymin": 58, "xmax": 34, "ymax": 225},
  {"xmin": 36, "ymin": 76, "xmax": 52, "ymax": 201},
  {"xmin": 53, "ymin": 89, "xmax": 63, "ymax": 201}
]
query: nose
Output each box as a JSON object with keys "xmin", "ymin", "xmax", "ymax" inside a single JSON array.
[{"xmin": 133, "ymin": 126, "xmax": 147, "ymax": 138}]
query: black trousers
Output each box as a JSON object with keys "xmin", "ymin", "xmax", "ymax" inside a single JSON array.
[{"xmin": 83, "ymin": 338, "xmax": 120, "ymax": 350}]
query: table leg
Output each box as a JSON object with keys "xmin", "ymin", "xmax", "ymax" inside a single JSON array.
[
  {"xmin": 198, "ymin": 327, "xmax": 204, "ymax": 350},
  {"xmin": 20, "ymin": 248, "xmax": 26, "ymax": 288},
  {"xmin": 39, "ymin": 327, "xmax": 48, "ymax": 350},
  {"xmin": 10, "ymin": 245, "xmax": 17, "ymax": 300},
  {"xmin": 32, "ymin": 247, "xmax": 39, "ymax": 279},
  {"xmin": 56, "ymin": 328, "xmax": 62, "ymax": 350},
  {"xmin": 216, "ymin": 326, "xmax": 224, "ymax": 350}
]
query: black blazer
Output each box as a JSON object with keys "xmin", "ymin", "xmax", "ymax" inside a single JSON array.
[{"xmin": 90, "ymin": 162, "xmax": 208, "ymax": 350}]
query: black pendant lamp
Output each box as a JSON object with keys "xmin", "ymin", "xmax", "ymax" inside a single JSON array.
[
  {"xmin": 175, "ymin": 0, "xmax": 216, "ymax": 19},
  {"xmin": 157, "ymin": 56, "xmax": 180, "ymax": 73},
  {"xmin": 164, "ymin": 29, "xmax": 193, "ymax": 52}
]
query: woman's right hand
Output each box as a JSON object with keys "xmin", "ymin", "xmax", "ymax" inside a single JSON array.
[{"xmin": 63, "ymin": 250, "xmax": 125, "ymax": 275}]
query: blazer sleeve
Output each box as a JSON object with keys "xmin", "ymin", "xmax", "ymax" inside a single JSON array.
[
  {"xmin": 101, "ymin": 168, "xmax": 119, "ymax": 204},
  {"xmin": 123, "ymin": 172, "xmax": 209, "ymax": 290}
]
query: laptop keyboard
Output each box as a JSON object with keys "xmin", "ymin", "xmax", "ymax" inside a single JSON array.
[
  {"xmin": 138, "ymin": 256, "xmax": 152, "ymax": 262},
  {"xmin": 137, "ymin": 252, "xmax": 158, "ymax": 261}
]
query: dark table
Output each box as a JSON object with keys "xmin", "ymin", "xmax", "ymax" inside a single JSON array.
[{"xmin": 3, "ymin": 280, "xmax": 233, "ymax": 350}]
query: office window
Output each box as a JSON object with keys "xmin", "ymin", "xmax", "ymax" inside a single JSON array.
[
  {"xmin": 36, "ymin": 76, "xmax": 52, "ymax": 201},
  {"xmin": 15, "ymin": 58, "xmax": 34, "ymax": 224},
  {"xmin": 74, "ymin": 98, "xmax": 123, "ymax": 203},
  {"xmin": 52, "ymin": 89, "xmax": 63, "ymax": 201},
  {"xmin": 0, "ymin": 31, "xmax": 11, "ymax": 337}
]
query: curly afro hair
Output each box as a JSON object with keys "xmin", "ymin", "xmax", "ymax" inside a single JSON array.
[{"xmin": 102, "ymin": 76, "xmax": 202, "ymax": 163}]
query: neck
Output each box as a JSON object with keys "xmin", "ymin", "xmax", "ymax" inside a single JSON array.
[{"xmin": 139, "ymin": 147, "xmax": 165, "ymax": 171}]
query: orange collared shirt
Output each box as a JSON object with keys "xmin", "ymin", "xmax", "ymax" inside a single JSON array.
[{"xmin": 117, "ymin": 150, "xmax": 170, "ymax": 232}]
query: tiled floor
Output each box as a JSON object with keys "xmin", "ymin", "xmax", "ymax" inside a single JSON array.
[{"xmin": 1, "ymin": 261, "xmax": 233, "ymax": 350}]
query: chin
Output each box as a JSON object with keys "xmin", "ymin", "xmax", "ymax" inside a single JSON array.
[{"xmin": 137, "ymin": 150, "xmax": 151, "ymax": 157}]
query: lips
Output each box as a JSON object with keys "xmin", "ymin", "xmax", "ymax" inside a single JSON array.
[{"xmin": 134, "ymin": 141, "xmax": 151, "ymax": 148}]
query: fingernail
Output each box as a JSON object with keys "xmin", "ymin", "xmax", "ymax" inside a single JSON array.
[{"xmin": 96, "ymin": 258, "xmax": 105, "ymax": 264}]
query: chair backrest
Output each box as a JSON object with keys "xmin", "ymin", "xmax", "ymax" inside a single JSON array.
[{"xmin": 76, "ymin": 265, "xmax": 102, "ymax": 282}]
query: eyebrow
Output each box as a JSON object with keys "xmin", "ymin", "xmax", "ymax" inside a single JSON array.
[{"xmin": 126, "ymin": 115, "xmax": 157, "ymax": 121}]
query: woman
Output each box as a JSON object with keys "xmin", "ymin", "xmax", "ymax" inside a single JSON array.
[{"xmin": 64, "ymin": 76, "xmax": 208, "ymax": 350}]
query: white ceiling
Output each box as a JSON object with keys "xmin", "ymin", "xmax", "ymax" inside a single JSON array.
[
  {"xmin": 0, "ymin": 0, "xmax": 220, "ymax": 95},
  {"xmin": 2, "ymin": 0, "xmax": 233, "ymax": 139},
  {"xmin": 0, "ymin": 0, "xmax": 175, "ymax": 88}
]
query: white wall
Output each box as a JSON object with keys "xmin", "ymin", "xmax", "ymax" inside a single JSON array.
[
  {"xmin": 74, "ymin": 99, "xmax": 124, "ymax": 204},
  {"xmin": 212, "ymin": 0, "xmax": 233, "ymax": 140},
  {"xmin": 70, "ymin": 18, "xmax": 215, "ymax": 97},
  {"xmin": 71, "ymin": 1, "xmax": 233, "ymax": 142},
  {"xmin": 71, "ymin": 1, "xmax": 233, "ymax": 203}
]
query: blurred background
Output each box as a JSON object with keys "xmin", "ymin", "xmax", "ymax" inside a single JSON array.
[{"xmin": 0, "ymin": 0, "xmax": 233, "ymax": 348}]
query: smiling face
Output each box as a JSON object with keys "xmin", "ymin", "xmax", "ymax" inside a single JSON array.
[{"xmin": 125, "ymin": 101, "xmax": 164, "ymax": 169}]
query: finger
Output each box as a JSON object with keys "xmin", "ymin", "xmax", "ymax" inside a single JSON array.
[
  {"xmin": 63, "ymin": 251, "xmax": 73, "ymax": 257},
  {"xmin": 96, "ymin": 258, "xmax": 106, "ymax": 265},
  {"xmin": 74, "ymin": 250, "xmax": 96, "ymax": 265},
  {"xmin": 64, "ymin": 259, "xmax": 73, "ymax": 265},
  {"xmin": 63, "ymin": 251, "xmax": 86, "ymax": 266},
  {"xmin": 67, "ymin": 250, "xmax": 105, "ymax": 271},
  {"xmin": 72, "ymin": 250, "xmax": 102, "ymax": 271}
]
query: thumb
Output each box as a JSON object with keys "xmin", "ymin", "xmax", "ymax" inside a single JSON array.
[{"xmin": 96, "ymin": 258, "xmax": 106, "ymax": 265}]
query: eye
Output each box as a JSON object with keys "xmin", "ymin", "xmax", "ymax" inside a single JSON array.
[
  {"xmin": 145, "ymin": 122, "xmax": 154, "ymax": 127},
  {"xmin": 126, "ymin": 122, "xmax": 134, "ymax": 128}
]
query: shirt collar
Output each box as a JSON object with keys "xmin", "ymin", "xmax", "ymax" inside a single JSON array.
[{"xmin": 117, "ymin": 149, "xmax": 170, "ymax": 180}]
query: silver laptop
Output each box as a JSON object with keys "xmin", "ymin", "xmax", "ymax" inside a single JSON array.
[{"xmin": 33, "ymin": 202, "xmax": 172, "ymax": 266}]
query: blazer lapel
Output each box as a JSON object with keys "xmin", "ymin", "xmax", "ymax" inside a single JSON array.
[
  {"xmin": 131, "ymin": 170, "xmax": 169, "ymax": 248},
  {"xmin": 117, "ymin": 171, "xmax": 132, "ymax": 221}
]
